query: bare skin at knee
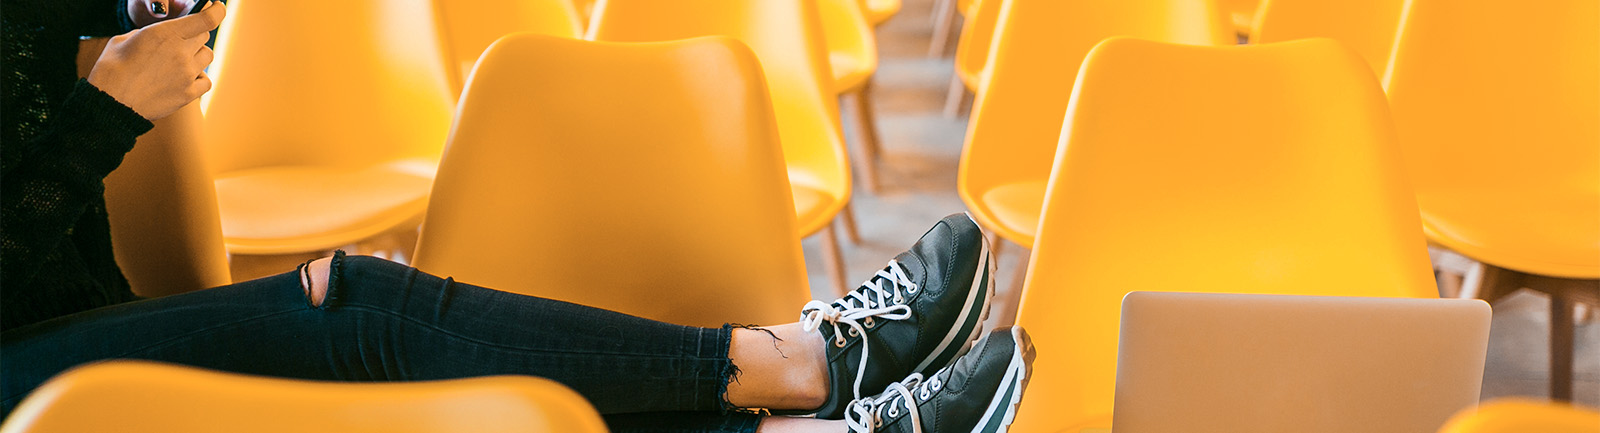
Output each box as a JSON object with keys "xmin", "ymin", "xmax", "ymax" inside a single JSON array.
[
  {"xmin": 724, "ymin": 323, "xmax": 831, "ymax": 411},
  {"xmin": 757, "ymin": 416, "xmax": 846, "ymax": 432},
  {"xmin": 301, "ymin": 257, "xmax": 333, "ymax": 307}
]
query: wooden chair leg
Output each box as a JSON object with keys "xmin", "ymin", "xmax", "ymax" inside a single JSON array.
[
  {"xmin": 822, "ymin": 222, "xmax": 850, "ymax": 298},
  {"xmin": 1550, "ymin": 293, "xmax": 1574, "ymax": 401},
  {"xmin": 842, "ymin": 89, "xmax": 881, "ymax": 194},
  {"xmin": 840, "ymin": 200, "xmax": 862, "ymax": 244},
  {"xmin": 928, "ymin": 0, "xmax": 958, "ymax": 57},
  {"xmin": 856, "ymin": 80, "xmax": 884, "ymax": 163},
  {"xmin": 943, "ymin": 73, "xmax": 969, "ymax": 119},
  {"xmin": 1437, "ymin": 270, "xmax": 1465, "ymax": 298},
  {"xmin": 993, "ymin": 242, "xmax": 1030, "ymax": 327}
]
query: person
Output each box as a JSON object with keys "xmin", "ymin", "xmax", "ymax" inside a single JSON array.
[{"xmin": 0, "ymin": 1, "xmax": 1035, "ymax": 432}]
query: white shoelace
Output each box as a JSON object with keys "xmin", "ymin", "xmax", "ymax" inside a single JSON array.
[
  {"xmin": 844, "ymin": 371, "xmax": 945, "ymax": 433},
  {"xmin": 800, "ymin": 261, "xmax": 920, "ymax": 401}
]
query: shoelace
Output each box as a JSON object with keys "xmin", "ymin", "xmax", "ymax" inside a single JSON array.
[
  {"xmin": 799, "ymin": 260, "xmax": 920, "ymax": 401},
  {"xmin": 844, "ymin": 370, "xmax": 946, "ymax": 433}
]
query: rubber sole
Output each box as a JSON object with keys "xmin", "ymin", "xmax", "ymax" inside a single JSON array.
[{"xmin": 971, "ymin": 326, "xmax": 1034, "ymax": 433}]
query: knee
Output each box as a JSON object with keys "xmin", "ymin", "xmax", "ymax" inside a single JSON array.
[{"xmin": 301, "ymin": 257, "xmax": 333, "ymax": 307}]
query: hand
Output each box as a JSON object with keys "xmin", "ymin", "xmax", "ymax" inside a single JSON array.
[
  {"xmin": 88, "ymin": 1, "xmax": 225, "ymax": 120},
  {"xmin": 126, "ymin": 0, "xmax": 205, "ymax": 28}
]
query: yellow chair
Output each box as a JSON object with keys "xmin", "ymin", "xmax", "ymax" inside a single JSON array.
[
  {"xmin": 412, "ymin": 34, "xmax": 811, "ymax": 328},
  {"xmin": 821, "ymin": 0, "xmax": 884, "ymax": 193},
  {"xmin": 589, "ymin": 0, "xmax": 858, "ymax": 295},
  {"xmin": 202, "ymin": 0, "xmax": 455, "ymax": 257},
  {"xmin": 72, "ymin": 39, "xmax": 231, "ymax": 297},
  {"xmin": 1010, "ymin": 38, "xmax": 1438, "ymax": 433},
  {"xmin": 1219, "ymin": 0, "xmax": 1260, "ymax": 37},
  {"xmin": 433, "ymin": 0, "xmax": 583, "ymax": 91},
  {"xmin": 942, "ymin": 0, "xmax": 1003, "ymax": 118},
  {"xmin": 864, "ymin": 0, "xmax": 901, "ymax": 26},
  {"xmin": 0, "ymin": 361, "xmax": 606, "ymax": 433},
  {"xmin": 1383, "ymin": 0, "xmax": 1599, "ymax": 401},
  {"xmin": 1438, "ymin": 399, "xmax": 1600, "ymax": 433},
  {"xmin": 957, "ymin": 0, "xmax": 1231, "ymax": 293},
  {"xmin": 1250, "ymin": 0, "xmax": 1407, "ymax": 78}
]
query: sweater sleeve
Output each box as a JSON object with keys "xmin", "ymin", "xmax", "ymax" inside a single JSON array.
[{"xmin": 1, "ymin": 79, "xmax": 154, "ymax": 293}]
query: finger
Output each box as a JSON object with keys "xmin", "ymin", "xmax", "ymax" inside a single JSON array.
[
  {"xmin": 148, "ymin": 0, "xmax": 225, "ymax": 38},
  {"xmin": 189, "ymin": 73, "xmax": 214, "ymax": 99},
  {"xmin": 193, "ymin": 45, "xmax": 216, "ymax": 71},
  {"xmin": 150, "ymin": 0, "xmax": 170, "ymax": 18}
]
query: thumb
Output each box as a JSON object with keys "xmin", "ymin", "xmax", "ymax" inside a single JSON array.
[{"xmin": 148, "ymin": 0, "xmax": 226, "ymax": 38}]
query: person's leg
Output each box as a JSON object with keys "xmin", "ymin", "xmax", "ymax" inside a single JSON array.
[{"xmin": 1, "ymin": 252, "xmax": 825, "ymax": 415}]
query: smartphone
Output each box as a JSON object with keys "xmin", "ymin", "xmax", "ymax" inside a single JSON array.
[{"xmin": 186, "ymin": 0, "xmax": 213, "ymax": 15}]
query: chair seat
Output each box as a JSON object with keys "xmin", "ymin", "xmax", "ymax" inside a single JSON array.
[
  {"xmin": 975, "ymin": 180, "xmax": 1046, "ymax": 248},
  {"xmin": 216, "ymin": 161, "xmax": 435, "ymax": 254},
  {"xmin": 791, "ymin": 183, "xmax": 843, "ymax": 236},
  {"xmin": 1418, "ymin": 187, "xmax": 1599, "ymax": 279},
  {"xmin": 830, "ymin": 52, "xmax": 873, "ymax": 93}
]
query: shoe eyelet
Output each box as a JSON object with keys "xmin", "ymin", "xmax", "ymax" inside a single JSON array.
[
  {"xmin": 888, "ymin": 407, "xmax": 898, "ymax": 417},
  {"xmin": 919, "ymin": 390, "xmax": 931, "ymax": 400},
  {"xmin": 931, "ymin": 382, "xmax": 942, "ymax": 391},
  {"xmin": 847, "ymin": 327, "xmax": 860, "ymax": 337},
  {"xmin": 834, "ymin": 337, "xmax": 847, "ymax": 348},
  {"xmin": 864, "ymin": 317, "xmax": 875, "ymax": 328}
]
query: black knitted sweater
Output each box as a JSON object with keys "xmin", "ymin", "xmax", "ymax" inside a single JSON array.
[{"xmin": 2, "ymin": 0, "xmax": 153, "ymax": 332}]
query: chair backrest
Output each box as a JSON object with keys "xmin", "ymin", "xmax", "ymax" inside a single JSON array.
[
  {"xmin": 952, "ymin": 0, "xmax": 1003, "ymax": 86},
  {"xmin": 433, "ymin": 0, "xmax": 583, "ymax": 91},
  {"xmin": 820, "ymin": 0, "xmax": 877, "ymax": 90},
  {"xmin": 1437, "ymin": 398, "xmax": 1600, "ymax": 433},
  {"xmin": 0, "ymin": 361, "xmax": 607, "ymax": 433},
  {"xmin": 1250, "ymin": 0, "xmax": 1408, "ymax": 77},
  {"xmin": 75, "ymin": 39, "xmax": 230, "ymax": 296},
  {"xmin": 1382, "ymin": 0, "xmax": 1598, "ymax": 277},
  {"xmin": 202, "ymin": 0, "xmax": 455, "ymax": 173},
  {"xmin": 587, "ymin": 0, "xmax": 852, "ymax": 236},
  {"xmin": 411, "ymin": 34, "xmax": 809, "ymax": 328},
  {"xmin": 1009, "ymin": 38, "xmax": 1437, "ymax": 432},
  {"xmin": 957, "ymin": 0, "xmax": 1231, "ymax": 244}
]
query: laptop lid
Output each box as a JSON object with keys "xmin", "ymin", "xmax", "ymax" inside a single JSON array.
[{"xmin": 1112, "ymin": 291, "xmax": 1491, "ymax": 433}]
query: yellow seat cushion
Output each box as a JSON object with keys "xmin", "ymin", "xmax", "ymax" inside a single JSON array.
[{"xmin": 215, "ymin": 163, "xmax": 433, "ymax": 254}]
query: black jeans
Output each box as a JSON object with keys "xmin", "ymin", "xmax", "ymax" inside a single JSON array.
[{"xmin": 1, "ymin": 253, "xmax": 762, "ymax": 433}]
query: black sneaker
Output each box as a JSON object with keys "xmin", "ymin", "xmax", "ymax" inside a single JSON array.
[
  {"xmin": 793, "ymin": 213, "xmax": 995, "ymax": 419},
  {"xmin": 845, "ymin": 327, "xmax": 1035, "ymax": 433}
]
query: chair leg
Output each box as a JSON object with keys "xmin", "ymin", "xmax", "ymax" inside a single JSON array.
[
  {"xmin": 840, "ymin": 200, "xmax": 862, "ymax": 244},
  {"xmin": 943, "ymin": 74, "xmax": 969, "ymax": 119},
  {"xmin": 993, "ymin": 241, "xmax": 1030, "ymax": 327},
  {"xmin": 856, "ymin": 80, "xmax": 885, "ymax": 163},
  {"xmin": 842, "ymin": 89, "xmax": 881, "ymax": 194},
  {"xmin": 1550, "ymin": 293, "xmax": 1574, "ymax": 401},
  {"xmin": 928, "ymin": 0, "xmax": 958, "ymax": 57},
  {"xmin": 984, "ymin": 229, "xmax": 1001, "ymax": 268},
  {"xmin": 822, "ymin": 222, "xmax": 850, "ymax": 298}
]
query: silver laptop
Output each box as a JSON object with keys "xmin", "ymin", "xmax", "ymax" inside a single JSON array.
[{"xmin": 1112, "ymin": 291, "xmax": 1491, "ymax": 433}]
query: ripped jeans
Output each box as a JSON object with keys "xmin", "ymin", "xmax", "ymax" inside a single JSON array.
[{"xmin": 0, "ymin": 253, "xmax": 762, "ymax": 433}]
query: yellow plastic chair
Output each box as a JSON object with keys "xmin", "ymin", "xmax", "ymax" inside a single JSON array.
[
  {"xmin": 1010, "ymin": 38, "xmax": 1438, "ymax": 433},
  {"xmin": 1383, "ymin": 0, "xmax": 1599, "ymax": 401},
  {"xmin": 1219, "ymin": 0, "xmax": 1260, "ymax": 37},
  {"xmin": 957, "ymin": 0, "xmax": 1231, "ymax": 285},
  {"xmin": 1438, "ymin": 399, "xmax": 1600, "ymax": 433},
  {"xmin": 864, "ymin": 0, "xmax": 900, "ymax": 26},
  {"xmin": 202, "ymin": 0, "xmax": 455, "ymax": 257},
  {"xmin": 942, "ymin": 0, "xmax": 1003, "ymax": 118},
  {"xmin": 1250, "ymin": 0, "xmax": 1407, "ymax": 78},
  {"xmin": 821, "ymin": 0, "xmax": 884, "ymax": 193},
  {"xmin": 72, "ymin": 39, "xmax": 231, "ymax": 297},
  {"xmin": 0, "ymin": 361, "xmax": 606, "ymax": 433},
  {"xmin": 433, "ymin": 0, "xmax": 583, "ymax": 91},
  {"xmin": 589, "ymin": 0, "xmax": 858, "ymax": 295},
  {"xmin": 412, "ymin": 34, "xmax": 811, "ymax": 328}
]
